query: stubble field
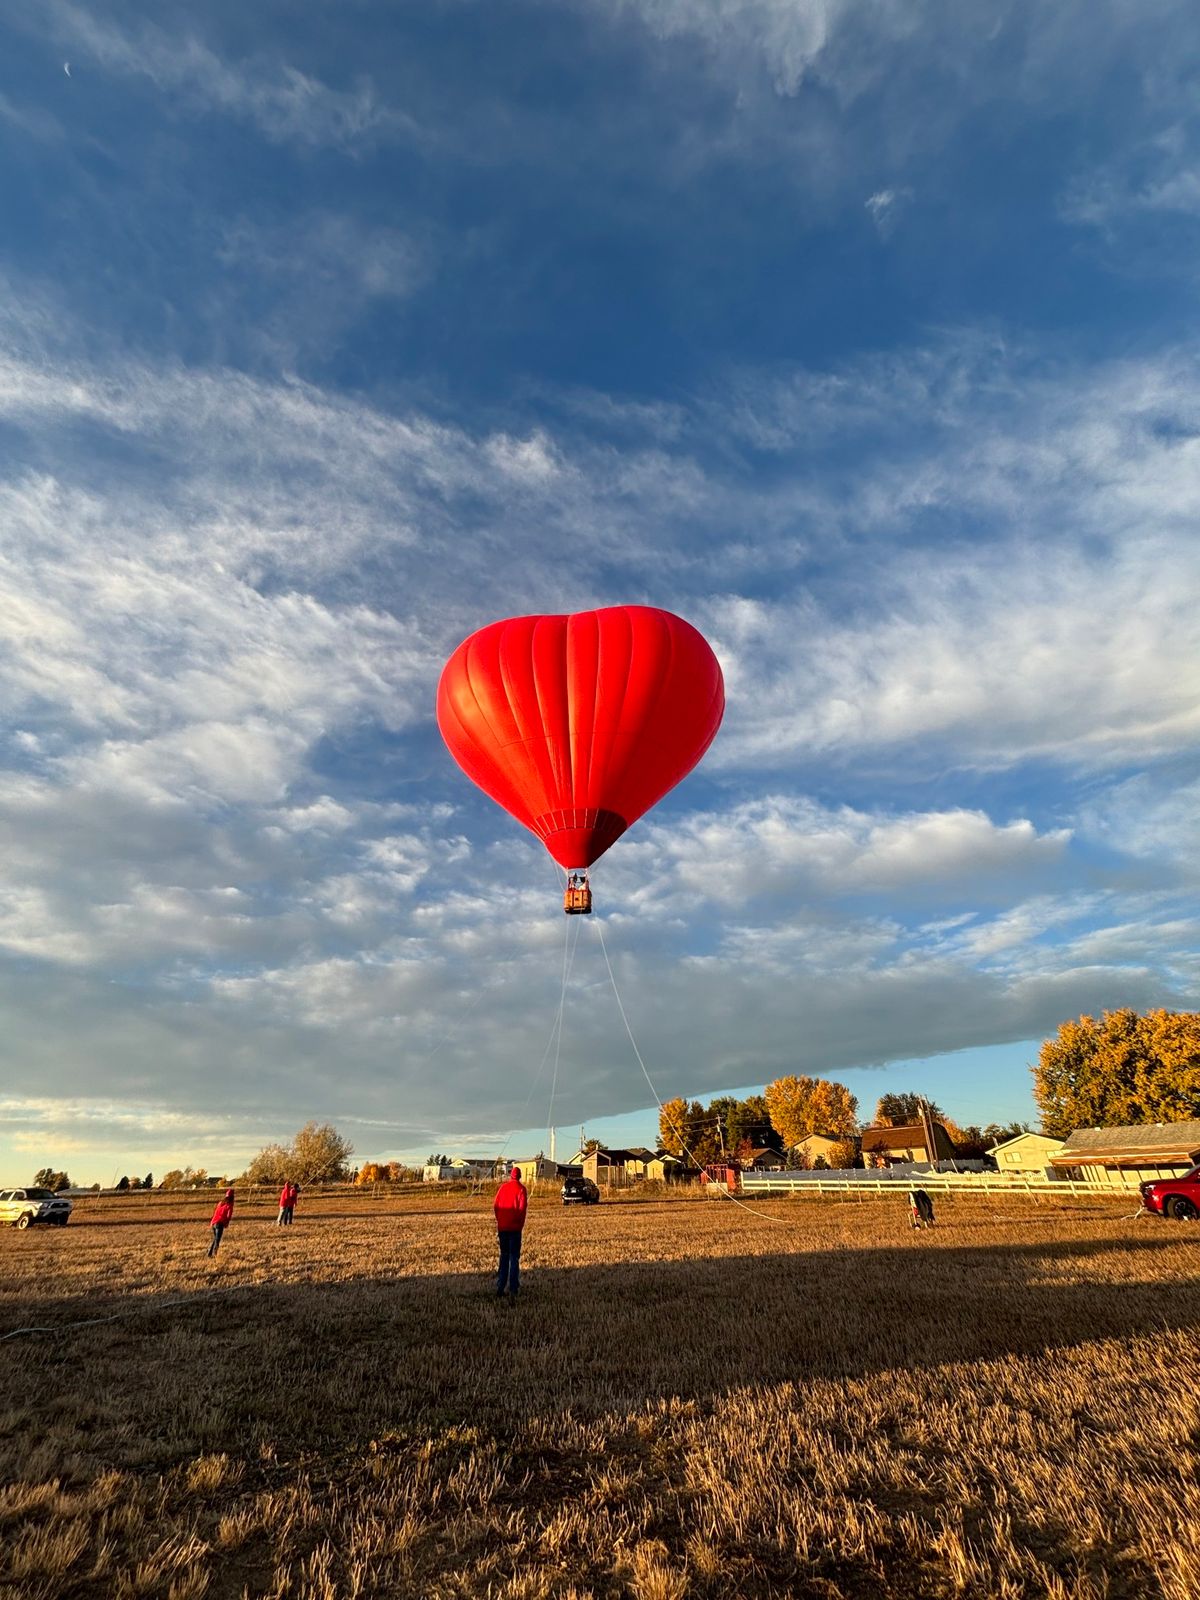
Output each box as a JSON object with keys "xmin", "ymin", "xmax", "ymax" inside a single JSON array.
[{"xmin": 2, "ymin": 1186, "xmax": 1198, "ymax": 1600}]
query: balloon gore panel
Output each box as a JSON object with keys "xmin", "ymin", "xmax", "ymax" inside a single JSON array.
[{"xmin": 436, "ymin": 605, "xmax": 725, "ymax": 868}]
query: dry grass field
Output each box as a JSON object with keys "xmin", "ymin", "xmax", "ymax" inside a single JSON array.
[{"xmin": 2, "ymin": 1186, "xmax": 1199, "ymax": 1600}]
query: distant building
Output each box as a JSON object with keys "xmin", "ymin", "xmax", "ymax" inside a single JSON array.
[
  {"xmin": 580, "ymin": 1147, "xmax": 685, "ymax": 1186},
  {"xmin": 422, "ymin": 1157, "xmax": 493, "ymax": 1183},
  {"xmin": 491, "ymin": 1155, "xmax": 571, "ymax": 1184},
  {"xmin": 1049, "ymin": 1120, "xmax": 1200, "ymax": 1190},
  {"xmin": 741, "ymin": 1146, "xmax": 789, "ymax": 1171},
  {"xmin": 790, "ymin": 1133, "xmax": 850, "ymax": 1168},
  {"xmin": 988, "ymin": 1131, "xmax": 1064, "ymax": 1178}
]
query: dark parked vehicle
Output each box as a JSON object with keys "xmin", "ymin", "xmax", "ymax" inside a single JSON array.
[
  {"xmin": 1140, "ymin": 1168, "xmax": 1200, "ymax": 1221},
  {"xmin": 562, "ymin": 1176, "xmax": 601, "ymax": 1206}
]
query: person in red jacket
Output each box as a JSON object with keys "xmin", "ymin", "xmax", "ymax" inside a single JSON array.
[
  {"xmin": 208, "ymin": 1187, "xmax": 234, "ymax": 1257},
  {"xmin": 276, "ymin": 1182, "xmax": 291, "ymax": 1227},
  {"xmin": 493, "ymin": 1165, "xmax": 528, "ymax": 1298}
]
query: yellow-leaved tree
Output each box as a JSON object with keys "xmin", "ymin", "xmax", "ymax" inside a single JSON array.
[
  {"xmin": 807, "ymin": 1079, "xmax": 859, "ymax": 1137},
  {"xmin": 765, "ymin": 1075, "xmax": 859, "ymax": 1151},
  {"xmin": 764, "ymin": 1075, "xmax": 817, "ymax": 1151},
  {"xmin": 1033, "ymin": 1009, "xmax": 1200, "ymax": 1137},
  {"xmin": 658, "ymin": 1096, "xmax": 689, "ymax": 1158}
]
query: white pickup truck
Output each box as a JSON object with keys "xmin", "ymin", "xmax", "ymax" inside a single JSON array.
[{"xmin": 0, "ymin": 1187, "xmax": 74, "ymax": 1229}]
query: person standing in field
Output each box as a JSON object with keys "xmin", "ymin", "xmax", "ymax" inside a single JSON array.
[
  {"xmin": 276, "ymin": 1181, "xmax": 291, "ymax": 1227},
  {"xmin": 493, "ymin": 1165, "xmax": 528, "ymax": 1298},
  {"xmin": 208, "ymin": 1187, "xmax": 235, "ymax": 1257},
  {"xmin": 285, "ymin": 1182, "xmax": 299, "ymax": 1224}
]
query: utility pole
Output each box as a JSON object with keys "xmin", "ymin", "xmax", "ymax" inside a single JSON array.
[{"xmin": 920, "ymin": 1098, "xmax": 937, "ymax": 1170}]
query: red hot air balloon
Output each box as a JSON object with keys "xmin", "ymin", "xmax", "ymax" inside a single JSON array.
[{"xmin": 436, "ymin": 606, "xmax": 724, "ymax": 911}]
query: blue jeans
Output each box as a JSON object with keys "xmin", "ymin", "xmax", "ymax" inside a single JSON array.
[
  {"xmin": 497, "ymin": 1230, "xmax": 522, "ymax": 1295},
  {"xmin": 208, "ymin": 1223, "xmax": 225, "ymax": 1257}
]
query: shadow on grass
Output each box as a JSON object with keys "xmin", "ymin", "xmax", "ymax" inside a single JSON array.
[{"xmin": 3, "ymin": 1230, "xmax": 1199, "ymax": 1476}]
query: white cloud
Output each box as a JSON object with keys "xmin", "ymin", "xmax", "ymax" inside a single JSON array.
[
  {"xmin": 707, "ymin": 536, "xmax": 1200, "ymax": 772},
  {"xmin": 605, "ymin": 798, "xmax": 1071, "ymax": 913},
  {"xmin": 41, "ymin": 2, "xmax": 414, "ymax": 150},
  {"xmin": 1078, "ymin": 772, "xmax": 1200, "ymax": 871},
  {"xmin": 865, "ymin": 186, "xmax": 911, "ymax": 233}
]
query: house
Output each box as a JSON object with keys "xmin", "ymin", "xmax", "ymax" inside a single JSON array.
[
  {"xmin": 1048, "ymin": 1120, "xmax": 1200, "ymax": 1190},
  {"xmin": 988, "ymin": 1131, "xmax": 1065, "ymax": 1178},
  {"xmin": 422, "ymin": 1157, "xmax": 493, "ymax": 1183},
  {"xmin": 791, "ymin": 1133, "xmax": 850, "ymax": 1168},
  {"xmin": 741, "ymin": 1146, "xmax": 789, "ymax": 1171},
  {"xmin": 583, "ymin": 1147, "xmax": 649, "ymax": 1186},
  {"xmin": 491, "ymin": 1155, "xmax": 571, "ymax": 1185},
  {"xmin": 580, "ymin": 1147, "xmax": 686, "ymax": 1186},
  {"xmin": 860, "ymin": 1116, "xmax": 957, "ymax": 1169}
]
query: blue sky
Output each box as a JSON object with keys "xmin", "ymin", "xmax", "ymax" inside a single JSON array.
[{"xmin": 1, "ymin": 0, "xmax": 1198, "ymax": 1182}]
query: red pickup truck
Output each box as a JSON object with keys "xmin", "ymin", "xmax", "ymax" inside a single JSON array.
[{"xmin": 1139, "ymin": 1169, "xmax": 1200, "ymax": 1221}]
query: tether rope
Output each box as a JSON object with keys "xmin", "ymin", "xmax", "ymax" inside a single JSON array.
[
  {"xmin": 545, "ymin": 911, "xmax": 578, "ymax": 1147},
  {"xmin": 493, "ymin": 913, "xmax": 582, "ymax": 1168},
  {"xmin": 1, "ymin": 1284, "xmax": 252, "ymax": 1343},
  {"xmin": 592, "ymin": 914, "xmax": 796, "ymax": 1225}
]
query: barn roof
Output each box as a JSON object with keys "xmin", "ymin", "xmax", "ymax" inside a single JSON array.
[
  {"xmin": 861, "ymin": 1121, "xmax": 956, "ymax": 1158},
  {"xmin": 988, "ymin": 1132, "xmax": 1063, "ymax": 1154},
  {"xmin": 1052, "ymin": 1120, "xmax": 1200, "ymax": 1165}
]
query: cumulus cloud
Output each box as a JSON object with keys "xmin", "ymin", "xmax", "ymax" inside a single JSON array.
[{"xmin": 603, "ymin": 798, "xmax": 1072, "ymax": 915}]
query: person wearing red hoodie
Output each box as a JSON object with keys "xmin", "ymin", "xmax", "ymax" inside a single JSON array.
[
  {"xmin": 208, "ymin": 1187, "xmax": 235, "ymax": 1257},
  {"xmin": 276, "ymin": 1182, "xmax": 291, "ymax": 1227},
  {"xmin": 493, "ymin": 1165, "xmax": 528, "ymax": 1298}
]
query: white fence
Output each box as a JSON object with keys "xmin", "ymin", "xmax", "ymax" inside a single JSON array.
[{"xmin": 741, "ymin": 1170, "xmax": 1127, "ymax": 1200}]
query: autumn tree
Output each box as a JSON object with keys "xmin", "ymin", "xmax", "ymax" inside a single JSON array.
[
  {"xmin": 765, "ymin": 1076, "xmax": 859, "ymax": 1150},
  {"xmin": 828, "ymin": 1136, "xmax": 859, "ymax": 1170},
  {"xmin": 807, "ymin": 1080, "xmax": 859, "ymax": 1137},
  {"xmin": 1033, "ymin": 1009, "xmax": 1200, "ymax": 1138},
  {"xmin": 765, "ymin": 1076, "xmax": 818, "ymax": 1150},
  {"xmin": 243, "ymin": 1123, "xmax": 353, "ymax": 1187},
  {"xmin": 356, "ymin": 1162, "xmax": 384, "ymax": 1186},
  {"xmin": 658, "ymin": 1097, "xmax": 689, "ymax": 1159},
  {"xmin": 291, "ymin": 1121, "xmax": 354, "ymax": 1183},
  {"xmin": 160, "ymin": 1166, "xmax": 208, "ymax": 1190},
  {"xmin": 245, "ymin": 1144, "xmax": 292, "ymax": 1185}
]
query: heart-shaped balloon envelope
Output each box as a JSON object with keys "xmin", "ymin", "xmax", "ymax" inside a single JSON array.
[{"xmin": 436, "ymin": 605, "xmax": 725, "ymax": 869}]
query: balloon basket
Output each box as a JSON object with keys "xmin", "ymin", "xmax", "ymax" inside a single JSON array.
[{"xmin": 563, "ymin": 873, "xmax": 593, "ymax": 915}]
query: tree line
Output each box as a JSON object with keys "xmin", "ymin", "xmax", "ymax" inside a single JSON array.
[{"xmin": 652, "ymin": 1009, "xmax": 1200, "ymax": 1168}]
